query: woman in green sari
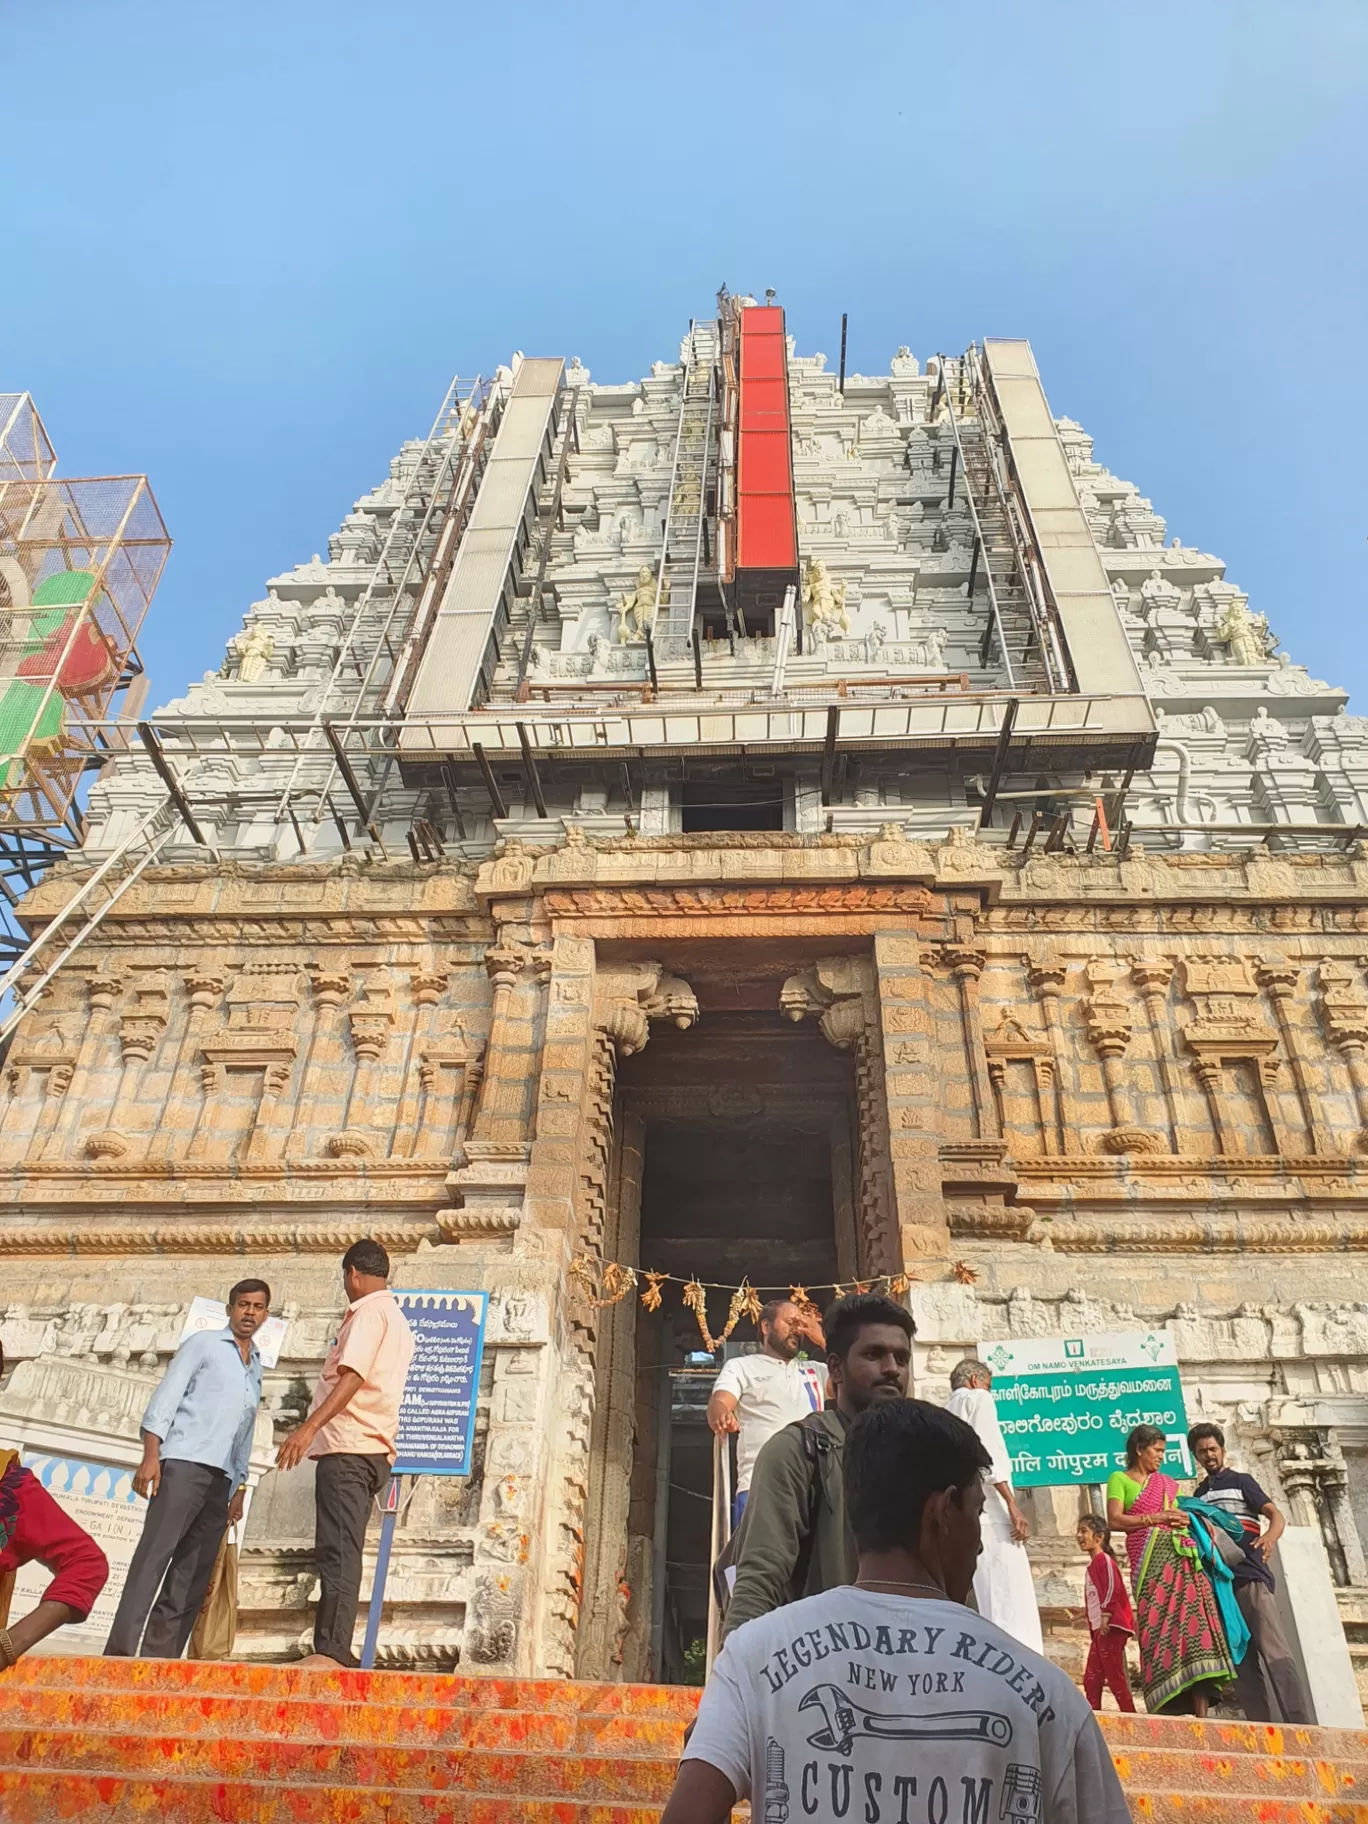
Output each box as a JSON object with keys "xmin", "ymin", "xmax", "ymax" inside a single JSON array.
[{"xmin": 1106, "ymin": 1424, "xmax": 1235, "ymax": 1715}]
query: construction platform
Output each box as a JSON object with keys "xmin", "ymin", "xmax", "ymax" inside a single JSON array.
[{"xmin": 0, "ymin": 1655, "xmax": 1365, "ymax": 1822}]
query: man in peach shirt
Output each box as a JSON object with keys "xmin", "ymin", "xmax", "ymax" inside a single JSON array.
[{"xmin": 276, "ymin": 1238, "xmax": 414, "ymax": 1667}]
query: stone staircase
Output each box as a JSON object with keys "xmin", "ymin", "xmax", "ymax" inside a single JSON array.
[{"xmin": 1, "ymin": 1655, "xmax": 1366, "ymax": 1821}]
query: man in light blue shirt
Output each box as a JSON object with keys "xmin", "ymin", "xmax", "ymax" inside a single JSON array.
[{"xmin": 105, "ymin": 1279, "xmax": 270, "ymax": 1657}]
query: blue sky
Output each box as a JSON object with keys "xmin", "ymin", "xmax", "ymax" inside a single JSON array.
[{"xmin": 6, "ymin": 0, "xmax": 1366, "ymax": 710}]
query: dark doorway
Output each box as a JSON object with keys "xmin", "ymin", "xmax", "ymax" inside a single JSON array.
[{"xmin": 617, "ymin": 1004, "xmax": 854, "ymax": 1681}]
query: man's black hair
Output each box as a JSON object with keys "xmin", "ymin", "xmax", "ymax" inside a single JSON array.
[
  {"xmin": 227, "ymin": 1278, "xmax": 271, "ymax": 1307},
  {"xmin": 1188, "ymin": 1421, "xmax": 1225, "ymax": 1451},
  {"xmin": 1125, "ymin": 1422, "xmax": 1167, "ymax": 1465},
  {"xmin": 823, "ymin": 1291, "xmax": 915, "ymax": 1361},
  {"xmin": 757, "ymin": 1298, "xmax": 788, "ymax": 1334},
  {"xmin": 845, "ymin": 1400, "xmax": 990, "ymax": 1551},
  {"xmin": 342, "ymin": 1238, "xmax": 391, "ymax": 1280}
]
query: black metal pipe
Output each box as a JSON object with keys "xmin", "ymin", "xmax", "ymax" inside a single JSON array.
[
  {"xmin": 644, "ymin": 627, "xmax": 659, "ymax": 691},
  {"xmin": 967, "ymin": 535, "xmax": 981, "ymax": 597},
  {"xmin": 137, "ymin": 722, "xmax": 209, "ymax": 847},
  {"xmin": 473, "ymin": 742, "xmax": 508, "ymax": 821},
  {"xmin": 820, "ymin": 705, "xmax": 840, "ymax": 806},
  {"xmin": 322, "ymin": 719, "xmax": 372, "ymax": 826},
  {"xmin": 439, "ymin": 765, "xmax": 467, "ymax": 841},
  {"xmin": 977, "ymin": 698, "xmax": 1018, "ymax": 828},
  {"xmin": 515, "ymin": 722, "xmax": 548, "ymax": 817},
  {"xmin": 946, "ymin": 445, "xmax": 958, "ymax": 510},
  {"xmin": 692, "ymin": 626, "xmax": 703, "ymax": 690},
  {"xmin": 838, "ymin": 314, "xmax": 848, "ymax": 395}
]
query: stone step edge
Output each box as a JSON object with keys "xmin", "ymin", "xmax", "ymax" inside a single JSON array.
[
  {"xmin": 0, "ymin": 1769, "xmax": 1365, "ymax": 1824},
  {"xmin": 0, "ymin": 1661, "xmax": 700, "ymax": 1715},
  {"xmin": 0, "ymin": 1724, "xmax": 1364, "ymax": 1801},
  {"xmin": 2, "ymin": 1700, "xmax": 1365, "ymax": 1788}
]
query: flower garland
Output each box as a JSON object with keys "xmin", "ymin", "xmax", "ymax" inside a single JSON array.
[{"xmin": 568, "ymin": 1257, "xmax": 916, "ymax": 1349}]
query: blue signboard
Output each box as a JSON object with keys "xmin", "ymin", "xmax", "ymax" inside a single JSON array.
[{"xmin": 392, "ymin": 1290, "xmax": 489, "ymax": 1476}]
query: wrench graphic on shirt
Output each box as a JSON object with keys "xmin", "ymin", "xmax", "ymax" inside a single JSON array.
[{"xmin": 798, "ymin": 1683, "xmax": 1014, "ymax": 1757}]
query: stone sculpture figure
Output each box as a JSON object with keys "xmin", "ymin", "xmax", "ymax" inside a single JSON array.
[
  {"xmin": 801, "ymin": 556, "xmax": 849, "ymax": 642},
  {"xmin": 1216, "ymin": 599, "xmax": 1273, "ymax": 667},
  {"xmin": 616, "ymin": 566, "xmax": 668, "ymax": 642},
  {"xmin": 231, "ymin": 624, "xmax": 275, "ymax": 683}
]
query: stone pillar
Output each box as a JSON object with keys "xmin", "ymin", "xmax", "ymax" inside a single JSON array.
[
  {"xmin": 1084, "ymin": 960, "xmax": 1164, "ymax": 1155},
  {"xmin": 1130, "ymin": 959, "xmax": 1181, "ymax": 1152},
  {"xmin": 450, "ymin": 938, "xmax": 551, "ymax": 1235},
  {"xmin": 1274, "ymin": 1428, "xmax": 1368, "ymax": 1588},
  {"xmin": 782, "ymin": 948, "xmax": 936, "ymax": 1268},
  {"xmin": 1319, "ymin": 962, "xmax": 1368, "ymax": 1148},
  {"xmin": 1256, "ymin": 960, "xmax": 1324, "ymax": 1154},
  {"xmin": 944, "ymin": 945, "xmax": 997, "ymax": 1140},
  {"xmin": 525, "ymin": 948, "xmax": 698, "ymax": 1681},
  {"xmin": 1026, "ymin": 957, "xmax": 1073, "ymax": 1152},
  {"xmin": 872, "ymin": 936, "xmax": 948, "ymax": 1266}
]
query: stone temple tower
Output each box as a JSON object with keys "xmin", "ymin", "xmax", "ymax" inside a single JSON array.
[{"xmin": 5, "ymin": 293, "xmax": 1368, "ymax": 1692}]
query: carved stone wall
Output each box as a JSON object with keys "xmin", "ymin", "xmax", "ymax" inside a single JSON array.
[{"xmin": 7, "ymin": 830, "xmax": 1368, "ymax": 1688}]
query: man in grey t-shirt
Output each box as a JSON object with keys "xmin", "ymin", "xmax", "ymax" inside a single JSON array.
[{"xmin": 665, "ymin": 1400, "xmax": 1130, "ymax": 1824}]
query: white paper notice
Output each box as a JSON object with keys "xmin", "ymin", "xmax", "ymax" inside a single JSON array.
[{"xmin": 179, "ymin": 1296, "xmax": 288, "ymax": 1369}]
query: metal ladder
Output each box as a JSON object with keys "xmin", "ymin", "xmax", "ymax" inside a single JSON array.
[
  {"xmin": 652, "ymin": 323, "xmax": 719, "ymax": 662},
  {"xmin": 503, "ymin": 391, "xmax": 583, "ymax": 699},
  {"xmin": 0, "ymin": 793, "xmax": 185, "ymax": 1045},
  {"xmin": 945, "ymin": 350, "xmax": 1070, "ymax": 693}
]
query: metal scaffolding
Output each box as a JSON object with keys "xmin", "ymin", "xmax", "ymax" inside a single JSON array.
[{"xmin": 0, "ymin": 393, "xmax": 168, "ymax": 960}]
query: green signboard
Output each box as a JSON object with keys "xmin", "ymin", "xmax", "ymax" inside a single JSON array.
[{"xmin": 980, "ymin": 1330, "xmax": 1193, "ymax": 1488}]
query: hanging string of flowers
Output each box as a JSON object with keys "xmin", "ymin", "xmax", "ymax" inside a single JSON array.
[{"xmin": 571, "ymin": 1255, "xmax": 914, "ymax": 1331}]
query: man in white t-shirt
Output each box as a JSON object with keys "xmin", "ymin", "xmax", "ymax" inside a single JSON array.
[
  {"xmin": 708, "ymin": 1299, "xmax": 827, "ymax": 1524},
  {"xmin": 667, "ymin": 1399, "xmax": 1130, "ymax": 1824}
]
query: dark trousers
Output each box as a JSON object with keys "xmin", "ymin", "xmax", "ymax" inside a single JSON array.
[
  {"xmin": 1084, "ymin": 1629, "xmax": 1136, "ymax": 1711},
  {"xmin": 313, "ymin": 1451, "xmax": 388, "ymax": 1665},
  {"xmin": 1234, "ymin": 1578, "xmax": 1313, "ymax": 1724},
  {"xmin": 105, "ymin": 1459, "xmax": 230, "ymax": 1657}
]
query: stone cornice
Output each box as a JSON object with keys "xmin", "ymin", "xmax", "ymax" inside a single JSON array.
[
  {"xmin": 1023, "ymin": 1214, "xmax": 1368, "ymax": 1254},
  {"xmin": 17, "ymin": 839, "xmax": 1368, "ymax": 942},
  {"xmin": 0, "ymin": 1159, "xmax": 456, "ymax": 1215},
  {"xmin": 0, "ymin": 1213, "xmax": 467, "ymax": 1255}
]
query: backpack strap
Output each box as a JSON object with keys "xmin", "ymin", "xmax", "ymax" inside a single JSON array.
[{"xmin": 791, "ymin": 1415, "xmax": 837, "ymax": 1598}]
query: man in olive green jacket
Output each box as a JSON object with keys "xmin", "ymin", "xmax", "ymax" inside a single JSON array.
[{"xmin": 721, "ymin": 1291, "xmax": 914, "ymax": 1638}]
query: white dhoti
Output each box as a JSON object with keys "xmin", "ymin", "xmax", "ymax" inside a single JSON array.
[
  {"xmin": 947, "ymin": 1384, "xmax": 1044, "ymax": 1654},
  {"xmin": 973, "ymin": 1489, "xmax": 1044, "ymax": 1653}
]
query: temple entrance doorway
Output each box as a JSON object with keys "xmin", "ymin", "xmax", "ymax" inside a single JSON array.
[{"xmin": 576, "ymin": 943, "xmax": 869, "ymax": 1684}]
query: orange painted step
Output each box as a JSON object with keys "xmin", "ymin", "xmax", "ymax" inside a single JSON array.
[
  {"xmin": 0, "ymin": 1726, "xmax": 679, "ymax": 1802},
  {"xmin": 3, "ymin": 1658, "xmax": 1368, "ymax": 1824},
  {"xmin": 2, "ymin": 1769, "xmax": 1368, "ymax": 1824},
  {"xmin": 0, "ymin": 1773, "xmax": 665, "ymax": 1824},
  {"xmin": 1, "ymin": 1656, "xmax": 700, "ymax": 1717},
  {"xmin": 0, "ymin": 1685, "xmax": 687, "ymax": 1754}
]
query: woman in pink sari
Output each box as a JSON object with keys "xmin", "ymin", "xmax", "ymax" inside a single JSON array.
[{"xmin": 1106, "ymin": 1424, "xmax": 1234, "ymax": 1715}]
